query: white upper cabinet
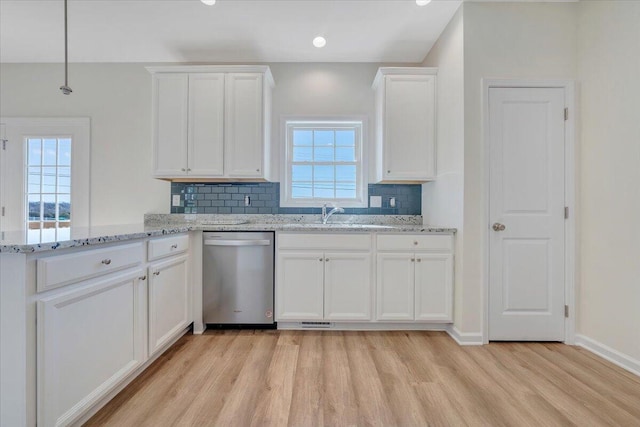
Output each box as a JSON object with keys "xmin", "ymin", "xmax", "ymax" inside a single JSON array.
[
  {"xmin": 153, "ymin": 73, "xmax": 189, "ymax": 177},
  {"xmin": 372, "ymin": 67, "xmax": 437, "ymax": 183},
  {"xmin": 148, "ymin": 66, "xmax": 274, "ymax": 181},
  {"xmin": 224, "ymin": 73, "xmax": 264, "ymax": 178},
  {"xmin": 188, "ymin": 73, "xmax": 225, "ymax": 177}
]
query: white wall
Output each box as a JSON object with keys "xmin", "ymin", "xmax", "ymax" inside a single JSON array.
[
  {"xmin": 0, "ymin": 63, "xmax": 168, "ymax": 226},
  {"xmin": 576, "ymin": 1, "xmax": 640, "ymax": 361},
  {"xmin": 0, "ymin": 62, "xmax": 394, "ymax": 226},
  {"xmin": 461, "ymin": 2, "xmax": 578, "ymax": 333},
  {"xmin": 269, "ymin": 63, "xmax": 389, "ymax": 182},
  {"xmin": 421, "ymin": 6, "xmax": 465, "ymax": 328}
]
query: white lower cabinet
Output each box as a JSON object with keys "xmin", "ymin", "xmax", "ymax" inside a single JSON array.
[
  {"xmin": 324, "ymin": 252, "xmax": 371, "ymax": 320},
  {"xmin": 37, "ymin": 269, "xmax": 147, "ymax": 427},
  {"xmin": 376, "ymin": 246, "xmax": 453, "ymax": 322},
  {"xmin": 148, "ymin": 255, "xmax": 190, "ymax": 356},
  {"xmin": 376, "ymin": 253, "xmax": 415, "ymax": 320},
  {"xmin": 276, "ymin": 252, "xmax": 324, "ymax": 320},
  {"xmin": 276, "ymin": 233, "xmax": 373, "ymax": 322}
]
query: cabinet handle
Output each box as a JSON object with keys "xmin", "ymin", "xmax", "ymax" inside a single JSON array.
[
  {"xmin": 181, "ymin": 168, "xmax": 186, "ymax": 172},
  {"xmin": 319, "ymin": 258, "xmax": 323, "ymax": 262},
  {"xmin": 413, "ymin": 241, "xmax": 418, "ymax": 245},
  {"xmin": 101, "ymin": 259, "xmax": 112, "ymax": 265},
  {"xmin": 325, "ymin": 258, "xmax": 330, "ymax": 262},
  {"xmin": 139, "ymin": 275, "xmax": 147, "ymax": 281},
  {"xmin": 256, "ymin": 168, "xmax": 260, "ymax": 172},
  {"xmin": 153, "ymin": 271, "xmax": 160, "ymax": 276},
  {"xmin": 411, "ymin": 258, "xmax": 415, "ymax": 262},
  {"xmin": 387, "ymin": 170, "xmax": 391, "ymax": 174},
  {"xmin": 417, "ymin": 258, "xmax": 421, "ymax": 263},
  {"xmin": 170, "ymin": 244, "xmax": 178, "ymax": 249},
  {"xmin": 187, "ymin": 168, "xmax": 191, "ymax": 172}
]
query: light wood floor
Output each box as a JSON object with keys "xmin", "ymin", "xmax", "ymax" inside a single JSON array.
[{"xmin": 85, "ymin": 330, "xmax": 640, "ymax": 427}]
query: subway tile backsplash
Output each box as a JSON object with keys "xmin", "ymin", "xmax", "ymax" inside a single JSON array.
[{"xmin": 170, "ymin": 182, "xmax": 421, "ymax": 215}]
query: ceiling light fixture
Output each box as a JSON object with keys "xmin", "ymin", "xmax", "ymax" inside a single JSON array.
[
  {"xmin": 416, "ymin": 0, "xmax": 432, "ymax": 6},
  {"xmin": 313, "ymin": 36, "xmax": 327, "ymax": 48},
  {"xmin": 59, "ymin": 0, "xmax": 72, "ymax": 95},
  {"xmin": 201, "ymin": 0, "xmax": 216, "ymax": 5}
]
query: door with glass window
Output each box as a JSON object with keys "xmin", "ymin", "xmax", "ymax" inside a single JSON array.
[{"xmin": 0, "ymin": 118, "xmax": 90, "ymax": 242}]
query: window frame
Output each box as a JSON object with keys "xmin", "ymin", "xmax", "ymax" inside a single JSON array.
[{"xmin": 280, "ymin": 117, "xmax": 368, "ymax": 208}]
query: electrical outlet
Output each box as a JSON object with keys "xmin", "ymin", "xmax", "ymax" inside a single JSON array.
[
  {"xmin": 244, "ymin": 195, "xmax": 251, "ymax": 206},
  {"xmin": 172, "ymin": 195, "xmax": 181, "ymax": 207},
  {"xmin": 389, "ymin": 197, "xmax": 396, "ymax": 208},
  {"xmin": 370, "ymin": 196, "xmax": 382, "ymax": 208}
]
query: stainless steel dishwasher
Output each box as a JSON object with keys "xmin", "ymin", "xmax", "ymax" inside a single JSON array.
[{"xmin": 203, "ymin": 231, "xmax": 275, "ymax": 326}]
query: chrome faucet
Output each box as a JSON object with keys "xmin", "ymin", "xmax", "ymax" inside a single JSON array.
[{"xmin": 322, "ymin": 203, "xmax": 345, "ymax": 224}]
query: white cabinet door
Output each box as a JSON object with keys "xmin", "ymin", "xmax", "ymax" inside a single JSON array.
[
  {"xmin": 276, "ymin": 252, "xmax": 324, "ymax": 320},
  {"xmin": 188, "ymin": 73, "xmax": 224, "ymax": 176},
  {"xmin": 324, "ymin": 252, "xmax": 372, "ymax": 321},
  {"xmin": 379, "ymin": 73, "xmax": 436, "ymax": 182},
  {"xmin": 224, "ymin": 73, "xmax": 264, "ymax": 178},
  {"xmin": 414, "ymin": 254, "xmax": 453, "ymax": 322},
  {"xmin": 153, "ymin": 73, "xmax": 188, "ymax": 177},
  {"xmin": 37, "ymin": 270, "xmax": 146, "ymax": 427},
  {"xmin": 376, "ymin": 253, "xmax": 415, "ymax": 320},
  {"xmin": 148, "ymin": 256, "xmax": 190, "ymax": 356}
]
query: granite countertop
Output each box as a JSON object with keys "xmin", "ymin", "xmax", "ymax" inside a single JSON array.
[{"xmin": 1, "ymin": 215, "xmax": 456, "ymax": 254}]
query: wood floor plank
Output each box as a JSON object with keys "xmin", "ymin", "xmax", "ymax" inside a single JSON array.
[
  {"xmin": 85, "ymin": 331, "xmax": 640, "ymax": 427},
  {"xmin": 288, "ymin": 332, "xmax": 325, "ymax": 427}
]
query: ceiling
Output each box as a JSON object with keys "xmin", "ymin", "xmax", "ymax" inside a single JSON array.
[{"xmin": 0, "ymin": 0, "xmax": 462, "ymax": 64}]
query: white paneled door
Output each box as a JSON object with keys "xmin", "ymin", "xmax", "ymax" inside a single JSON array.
[{"xmin": 489, "ymin": 87, "xmax": 566, "ymax": 341}]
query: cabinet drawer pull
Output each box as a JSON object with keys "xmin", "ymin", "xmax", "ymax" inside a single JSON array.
[
  {"xmin": 101, "ymin": 259, "xmax": 112, "ymax": 265},
  {"xmin": 139, "ymin": 275, "xmax": 147, "ymax": 281},
  {"xmin": 170, "ymin": 244, "xmax": 178, "ymax": 249},
  {"xmin": 414, "ymin": 241, "xmax": 418, "ymax": 245},
  {"xmin": 153, "ymin": 271, "xmax": 160, "ymax": 276}
]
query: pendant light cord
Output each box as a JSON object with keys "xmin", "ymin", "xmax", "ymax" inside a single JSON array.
[
  {"xmin": 64, "ymin": 0, "xmax": 68, "ymax": 86},
  {"xmin": 60, "ymin": 0, "xmax": 72, "ymax": 95}
]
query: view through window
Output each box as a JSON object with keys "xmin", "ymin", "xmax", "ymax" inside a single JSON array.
[{"xmin": 26, "ymin": 137, "xmax": 72, "ymax": 243}]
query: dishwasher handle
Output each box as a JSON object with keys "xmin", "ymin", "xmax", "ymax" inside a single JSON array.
[{"xmin": 204, "ymin": 239, "xmax": 271, "ymax": 247}]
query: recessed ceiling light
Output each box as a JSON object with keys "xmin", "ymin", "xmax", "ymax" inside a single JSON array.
[
  {"xmin": 313, "ymin": 36, "xmax": 327, "ymax": 48},
  {"xmin": 416, "ymin": 0, "xmax": 431, "ymax": 6},
  {"xmin": 201, "ymin": 0, "xmax": 216, "ymax": 5}
]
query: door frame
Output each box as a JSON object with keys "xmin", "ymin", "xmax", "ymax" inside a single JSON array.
[{"xmin": 481, "ymin": 79, "xmax": 576, "ymax": 344}]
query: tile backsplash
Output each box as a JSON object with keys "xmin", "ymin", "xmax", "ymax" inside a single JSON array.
[{"xmin": 170, "ymin": 183, "xmax": 421, "ymax": 215}]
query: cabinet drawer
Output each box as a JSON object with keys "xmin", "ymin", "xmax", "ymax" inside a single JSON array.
[
  {"xmin": 277, "ymin": 233, "xmax": 371, "ymax": 251},
  {"xmin": 148, "ymin": 234, "xmax": 189, "ymax": 261},
  {"xmin": 37, "ymin": 242, "xmax": 144, "ymax": 292},
  {"xmin": 376, "ymin": 234, "xmax": 452, "ymax": 252}
]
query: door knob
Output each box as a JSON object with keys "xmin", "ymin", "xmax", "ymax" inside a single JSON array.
[{"xmin": 492, "ymin": 223, "xmax": 506, "ymax": 231}]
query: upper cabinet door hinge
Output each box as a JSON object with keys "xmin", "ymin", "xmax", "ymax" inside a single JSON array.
[
  {"xmin": 564, "ymin": 206, "xmax": 569, "ymax": 219},
  {"xmin": 1, "ymin": 206, "xmax": 5, "ymax": 216},
  {"xmin": 1, "ymin": 139, "xmax": 7, "ymax": 150},
  {"xmin": 564, "ymin": 305, "xmax": 569, "ymax": 318},
  {"xmin": 564, "ymin": 108, "xmax": 569, "ymax": 121}
]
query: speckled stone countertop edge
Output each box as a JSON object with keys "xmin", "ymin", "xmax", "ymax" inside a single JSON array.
[
  {"xmin": 2, "ymin": 219, "xmax": 456, "ymax": 254},
  {"xmin": 0, "ymin": 226, "xmax": 191, "ymax": 254}
]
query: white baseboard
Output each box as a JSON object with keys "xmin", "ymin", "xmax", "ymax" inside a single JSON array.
[
  {"xmin": 574, "ymin": 334, "xmax": 640, "ymax": 377},
  {"xmin": 446, "ymin": 325, "xmax": 484, "ymax": 346},
  {"xmin": 277, "ymin": 322, "xmax": 449, "ymax": 331}
]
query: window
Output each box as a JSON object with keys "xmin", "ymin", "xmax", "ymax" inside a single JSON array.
[
  {"xmin": 282, "ymin": 119, "xmax": 367, "ymax": 207},
  {"xmin": 26, "ymin": 137, "xmax": 72, "ymax": 242}
]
